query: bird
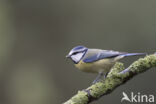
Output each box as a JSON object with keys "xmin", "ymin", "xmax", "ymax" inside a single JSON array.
[{"xmin": 66, "ymin": 46, "xmax": 146, "ymax": 83}]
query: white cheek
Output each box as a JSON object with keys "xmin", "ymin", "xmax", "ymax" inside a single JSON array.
[{"xmin": 71, "ymin": 53, "xmax": 84, "ymax": 62}]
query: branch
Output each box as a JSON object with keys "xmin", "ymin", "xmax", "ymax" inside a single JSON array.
[{"xmin": 63, "ymin": 54, "xmax": 156, "ymax": 104}]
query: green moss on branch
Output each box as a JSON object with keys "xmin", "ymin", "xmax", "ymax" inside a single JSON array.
[{"xmin": 64, "ymin": 54, "xmax": 156, "ymax": 104}]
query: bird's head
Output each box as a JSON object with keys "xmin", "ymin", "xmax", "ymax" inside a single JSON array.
[{"xmin": 66, "ymin": 46, "xmax": 88, "ymax": 64}]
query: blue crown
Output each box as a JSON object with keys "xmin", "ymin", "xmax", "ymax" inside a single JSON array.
[{"xmin": 72, "ymin": 46, "xmax": 86, "ymax": 51}]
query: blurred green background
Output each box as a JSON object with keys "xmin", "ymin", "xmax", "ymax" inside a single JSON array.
[{"xmin": 0, "ymin": 0, "xmax": 156, "ymax": 104}]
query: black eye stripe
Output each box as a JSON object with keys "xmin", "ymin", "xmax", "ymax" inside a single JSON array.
[{"xmin": 73, "ymin": 52, "xmax": 79, "ymax": 55}]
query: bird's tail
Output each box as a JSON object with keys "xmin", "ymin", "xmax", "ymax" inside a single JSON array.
[{"xmin": 122, "ymin": 53, "xmax": 147, "ymax": 57}]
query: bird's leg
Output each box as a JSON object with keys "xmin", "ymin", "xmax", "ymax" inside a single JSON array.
[
  {"xmin": 92, "ymin": 72, "xmax": 104, "ymax": 84},
  {"xmin": 104, "ymin": 72, "xmax": 108, "ymax": 79}
]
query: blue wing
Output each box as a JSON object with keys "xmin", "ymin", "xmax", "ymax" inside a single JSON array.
[
  {"xmin": 83, "ymin": 49, "xmax": 146, "ymax": 63},
  {"xmin": 83, "ymin": 50, "xmax": 124, "ymax": 63}
]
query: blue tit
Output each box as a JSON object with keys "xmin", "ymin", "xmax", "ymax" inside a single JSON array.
[{"xmin": 66, "ymin": 46, "xmax": 146, "ymax": 83}]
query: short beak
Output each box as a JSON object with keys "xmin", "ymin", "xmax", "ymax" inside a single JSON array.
[{"xmin": 66, "ymin": 54, "xmax": 71, "ymax": 58}]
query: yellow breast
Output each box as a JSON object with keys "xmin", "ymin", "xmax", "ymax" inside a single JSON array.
[{"xmin": 75, "ymin": 58, "xmax": 115, "ymax": 74}]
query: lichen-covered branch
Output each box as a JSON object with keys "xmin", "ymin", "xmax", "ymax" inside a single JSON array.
[{"xmin": 64, "ymin": 54, "xmax": 156, "ymax": 104}]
